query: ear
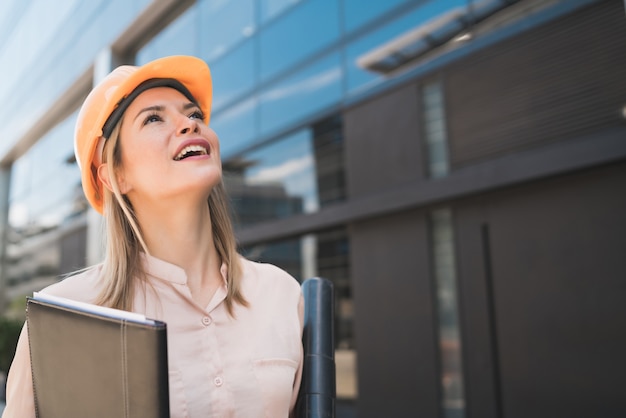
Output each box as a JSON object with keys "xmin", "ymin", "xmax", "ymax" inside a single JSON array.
[{"xmin": 97, "ymin": 163, "xmax": 132, "ymax": 195}]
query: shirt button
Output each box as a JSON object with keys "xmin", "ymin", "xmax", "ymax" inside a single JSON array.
[
  {"xmin": 214, "ymin": 376, "xmax": 223, "ymax": 387},
  {"xmin": 201, "ymin": 316, "xmax": 212, "ymax": 326}
]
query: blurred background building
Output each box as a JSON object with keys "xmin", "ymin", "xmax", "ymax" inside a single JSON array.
[{"xmin": 0, "ymin": 0, "xmax": 625, "ymax": 417}]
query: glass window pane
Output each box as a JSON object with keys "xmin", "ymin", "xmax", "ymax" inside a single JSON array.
[
  {"xmin": 225, "ymin": 128, "xmax": 318, "ymax": 226},
  {"xmin": 0, "ymin": 0, "xmax": 80, "ymax": 100},
  {"xmin": 211, "ymin": 39, "xmax": 256, "ymax": 111},
  {"xmin": 311, "ymin": 115, "xmax": 346, "ymax": 207},
  {"xmin": 199, "ymin": 0, "xmax": 255, "ymax": 62},
  {"xmin": 259, "ymin": 0, "xmax": 303, "ymax": 24},
  {"xmin": 9, "ymin": 112, "xmax": 82, "ymax": 230},
  {"xmin": 136, "ymin": 4, "xmax": 199, "ymax": 64},
  {"xmin": 430, "ymin": 208, "xmax": 466, "ymax": 418},
  {"xmin": 7, "ymin": 110, "xmax": 85, "ymax": 294},
  {"xmin": 342, "ymin": 0, "xmax": 407, "ymax": 34},
  {"xmin": 211, "ymin": 98, "xmax": 258, "ymax": 157},
  {"xmin": 259, "ymin": 52, "xmax": 342, "ymax": 137},
  {"xmin": 259, "ymin": 0, "xmax": 339, "ymax": 82},
  {"xmin": 224, "ymin": 114, "xmax": 346, "ymax": 225},
  {"xmin": 0, "ymin": 1, "xmax": 144, "ymax": 160},
  {"xmin": 10, "ymin": 155, "xmax": 32, "ymax": 202},
  {"xmin": 422, "ymin": 81, "xmax": 450, "ymax": 178},
  {"xmin": 30, "ymin": 116, "xmax": 76, "ymax": 189}
]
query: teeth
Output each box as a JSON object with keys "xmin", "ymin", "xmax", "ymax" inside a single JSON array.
[{"xmin": 175, "ymin": 145, "xmax": 208, "ymax": 161}]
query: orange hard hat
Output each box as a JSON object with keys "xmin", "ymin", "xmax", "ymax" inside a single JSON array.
[{"xmin": 74, "ymin": 55, "xmax": 213, "ymax": 214}]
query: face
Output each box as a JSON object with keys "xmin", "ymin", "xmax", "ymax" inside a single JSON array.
[{"xmin": 113, "ymin": 87, "xmax": 221, "ymax": 208}]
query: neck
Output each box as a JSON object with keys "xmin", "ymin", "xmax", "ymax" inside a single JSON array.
[{"xmin": 133, "ymin": 197, "xmax": 222, "ymax": 293}]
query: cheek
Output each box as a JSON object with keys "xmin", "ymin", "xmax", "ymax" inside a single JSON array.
[
  {"xmin": 206, "ymin": 128, "xmax": 222, "ymax": 157},
  {"xmin": 118, "ymin": 139, "xmax": 163, "ymax": 187}
]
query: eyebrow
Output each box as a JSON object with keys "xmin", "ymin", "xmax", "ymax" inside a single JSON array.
[
  {"xmin": 133, "ymin": 105, "xmax": 164, "ymax": 122},
  {"xmin": 182, "ymin": 102, "xmax": 199, "ymax": 111},
  {"xmin": 133, "ymin": 102, "xmax": 200, "ymax": 123}
]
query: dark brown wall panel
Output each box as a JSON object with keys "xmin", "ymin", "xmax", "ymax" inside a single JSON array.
[
  {"xmin": 454, "ymin": 201, "xmax": 502, "ymax": 418},
  {"xmin": 350, "ymin": 209, "xmax": 438, "ymax": 418},
  {"xmin": 344, "ymin": 85, "xmax": 423, "ymax": 198},
  {"xmin": 445, "ymin": 0, "xmax": 626, "ymax": 168},
  {"xmin": 455, "ymin": 161, "xmax": 626, "ymax": 418}
]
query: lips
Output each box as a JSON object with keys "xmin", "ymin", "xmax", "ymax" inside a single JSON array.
[{"xmin": 173, "ymin": 140, "xmax": 210, "ymax": 161}]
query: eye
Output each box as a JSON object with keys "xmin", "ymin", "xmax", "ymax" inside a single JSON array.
[
  {"xmin": 143, "ymin": 113, "xmax": 162, "ymax": 125},
  {"xmin": 189, "ymin": 110, "xmax": 204, "ymax": 120}
]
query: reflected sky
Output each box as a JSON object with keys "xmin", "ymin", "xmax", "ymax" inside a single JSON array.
[
  {"xmin": 259, "ymin": 52, "xmax": 342, "ymax": 136},
  {"xmin": 259, "ymin": 0, "xmax": 340, "ymax": 82},
  {"xmin": 200, "ymin": 0, "xmax": 255, "ymax": 62}
]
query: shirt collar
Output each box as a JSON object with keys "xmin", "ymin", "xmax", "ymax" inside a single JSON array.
[{"xmin": 140, "ymin": 252, "xmax": 228, "ymax": 288}]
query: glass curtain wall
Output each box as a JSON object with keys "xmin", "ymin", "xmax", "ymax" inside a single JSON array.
[
  {"xmin": 0, "ymin": 0, "xmax": 155, "ymax": 317},
  {"xmin": 137, "ymin": 0, "xmax": 501, "ymax": 159},
  {"xmin": 6, "ymin": 111, "xmax": 85, "ymax": 307}
]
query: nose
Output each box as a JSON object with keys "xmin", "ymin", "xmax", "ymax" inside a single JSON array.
[{"xmin": 179, "ymin": 116, "xmax": 200, "ymax": 135}]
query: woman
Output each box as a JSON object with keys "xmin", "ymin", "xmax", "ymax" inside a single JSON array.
[{"xmin": 2, "ymin": 55, "xmax": 304, "ymax": 418}]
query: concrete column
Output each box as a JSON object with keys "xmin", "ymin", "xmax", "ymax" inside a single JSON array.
[{"xmin": 0, "ymin": 165, "xmax": 12, "ymax": 313}]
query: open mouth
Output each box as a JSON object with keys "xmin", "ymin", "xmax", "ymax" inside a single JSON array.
[{"xmin": 174, "ymin": 144, "xmax": 209, "ymax": 161}]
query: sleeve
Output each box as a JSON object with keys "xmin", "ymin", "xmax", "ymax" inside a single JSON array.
[
  {"xmin": 2, "ymin": 323, "xmax": 36, "ymax": 418},
  {"xmin": 288, "ymin": 292, "xmax": 305, "ymax": 418}
]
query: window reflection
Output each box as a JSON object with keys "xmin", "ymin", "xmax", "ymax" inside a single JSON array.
[
  {"xmin": 9, "ymin": 154, "xmax": 32, "ymax": 203},
  {"xmin": 210, "ymin": 39, "xmax": 256, "ymax": 111},
  {"xmin": 210, "ymin": 98, "xmax": 257, "ymax": 160},
  {"xmin": 259, "ymin": 52, "xmax": 342, "ymax": 137},
  {"xmin": 199, "ymin": 0, "xmax": 255, "ymax": 62},
  {"xmin": 259, "ymin": 0, "xmax": 303, "ymax": 24},
  {"xmin": 224, "ymin": 129, "xmax": 316, "ymax": 226},
  {"xmin": 259, "ymin": 0, "xmax": 339, "ymax": 82},
  {"xmin": 7, "ymin": 111, "xmax": 86, "ymax": 292},
  {"xmin": 342, "ymin": 0, "xmax": 407, "ymax": 34},
  {"xmin": 136, "ymin": 3, "xmax": 199, "ymax": 64},
  {"xmin": 223, "ymin": 115, "xmax": 345, "ymax": 227},
  {"xmin": 241, "ymin": 227, "xmax": 357, "ymax": 400},
  {"xmin": 0, "ymin": 0, "xmax": 147, "ymax": 149},
  {"xmin": 0, "ymin": 0, "xmax": 80, "ymax": 102},
  {"xmin": 311, "ymin": 115, "xmax": 346, "ymax": 206},
  {"xmin": 9, "ymin": 113, "xmax": 83, "ymax": 229},
  {"xmin": 212, "ymin": 98, "xmax": 258, "ymax": 157}
]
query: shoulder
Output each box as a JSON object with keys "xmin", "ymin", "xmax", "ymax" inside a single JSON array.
[
  {"xmin": 240, "ymin": 257, "xmax": 302, "ymax": 300},
  {"xmin": 38, "ymin": 264, "xmax": 104, "ymax": 303}
]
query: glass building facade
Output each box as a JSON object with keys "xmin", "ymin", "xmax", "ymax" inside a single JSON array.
[{"xmin": 3, "ymin": 1, "xmax": 624, "ymax": 417}]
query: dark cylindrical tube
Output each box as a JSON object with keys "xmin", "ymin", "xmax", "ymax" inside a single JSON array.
[{"xmin": 295, "ymin": 277, "xmax": 335, "ymax": 418}]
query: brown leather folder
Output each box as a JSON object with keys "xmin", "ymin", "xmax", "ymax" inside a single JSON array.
[{"xmin": 26, "ymin": 296, "xmax": 169, "ymax": 418}]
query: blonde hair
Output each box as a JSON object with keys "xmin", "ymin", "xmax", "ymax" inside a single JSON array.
[{"xmin": 94, "ymin": 122, "xmax": 247, "ymax": 315}]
